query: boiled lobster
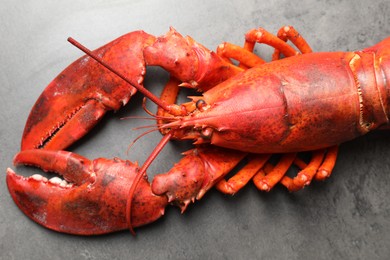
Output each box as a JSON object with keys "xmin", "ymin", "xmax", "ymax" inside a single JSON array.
[{"xmin": 6, "ymin": 26, "xmax": 390, "ymax": 235}]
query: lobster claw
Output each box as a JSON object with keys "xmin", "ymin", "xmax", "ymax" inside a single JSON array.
[
  {"xmin": 22, "ymin": 31, "xmax": 156, "ymax": 151},
  {"xmin": 6, "ymin": 150, "xmax": 167, "ymax": 235}
]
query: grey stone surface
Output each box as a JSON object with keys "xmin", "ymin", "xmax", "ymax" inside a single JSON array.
[{"xmin": 1, "ymin": 0, "xmax": 390, "ymax": 259}]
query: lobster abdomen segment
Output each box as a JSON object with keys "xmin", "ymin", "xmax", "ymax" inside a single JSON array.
[{"xmin": 182, "ymin": 51, "xmax": 389, "ymax": 153}]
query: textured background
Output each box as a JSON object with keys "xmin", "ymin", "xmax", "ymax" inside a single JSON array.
[{"xmin": 1, "ymin": 0, "xmax": 390, "ymax": 259}]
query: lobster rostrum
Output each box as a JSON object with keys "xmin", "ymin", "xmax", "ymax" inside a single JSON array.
[{"xmin": 6, "ymin": 26, "xmax": 390, "ymax": 235}]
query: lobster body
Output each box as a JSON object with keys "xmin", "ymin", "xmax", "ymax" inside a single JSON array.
[
  {"xmin": 167, "ymin": 39, "xmax": 390, "ymax": 153},
  {"xmin": 6, "ymin": 27, "xmax": 390, "ymax": 235}
]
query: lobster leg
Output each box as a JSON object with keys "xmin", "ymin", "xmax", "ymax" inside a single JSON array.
[
  {"xmin": 252, "ymin": 153, "xmax": 297, "ymax": 191},
  {"xmin": 215, "ymin": 154, "xmax": 270, "ymax": 195},
  {"xmin": 156, "ymin": 76, "xmax": 183, "ymax": 135},
  {"xmin": 272, "ymin": 25, "xmax": 313, "ymax": 60},
  {"xmin": 244, "ymin": 27, "xmax": 299, "ymax": 58},
  {"xmin": 280, "ymin": 150, "xmax": 326, "ymax": 192},
  {"xmin": 316, "ymin": 145, "xmax": 339, "ymax": 181},
  {"xmin": 249, "ymin": 147, "xmax": 338, "ymax": 192},
  {"xmin": 216, "ymin": 26, "xmax": 309, "ymax": 69},
  {"xmin": 216, "ymin": 42, "xmax": 266, "ymax": 68}
]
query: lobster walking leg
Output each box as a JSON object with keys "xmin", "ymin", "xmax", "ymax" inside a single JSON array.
[
  {"xmin": 272, "ymin": 25, "xmax": 313, "ymax": 60},
  {"xmin": 215, "ymin": 154, "xmax": 270, "ymax": 195},
  {"xmin": 216, "ymin": 26, "xmax": 309, "ymax": 68},
  {"xmin": 244, "ymin": 27, "xmax": 299, "ymax": 58},
  {"xmin": 156, "ymin": 76, "xmax": 183, "ymax": 135},
  {"xmin": 280, "ymin": 150, "xmax": 325, "ymax": 192},
  {"xmin": 216, "ymin": 42, "xmax": 266, "ymax": 68},
  {"xmin": 253, "ymin": 153, "xmax": 297, "ymax": 191},
  {"xmin": 316, "ymin": 146, "xmax": 339, "ymax": 181}
]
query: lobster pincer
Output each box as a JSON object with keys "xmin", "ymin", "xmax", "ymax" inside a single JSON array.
[
  {"xmin": 6, "ymin": 149, "xmax": 168, "ymax": 235},
  {"xmin": 21, "ymin": 31, "xmax": 158, "ymax": 151}
]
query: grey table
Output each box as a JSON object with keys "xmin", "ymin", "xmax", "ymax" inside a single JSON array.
[{"xmin": 1, "ymin": 0, "xmax": 390, "ymax": 259}]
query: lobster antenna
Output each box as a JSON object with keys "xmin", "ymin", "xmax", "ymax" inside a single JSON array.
[
  {"xmin": 125, "ymin": 132, "xmax": 173, "ymax": 235},
  {"xmin": 67, "ymin": 37, "xmax": 184, "ymax": 116}
]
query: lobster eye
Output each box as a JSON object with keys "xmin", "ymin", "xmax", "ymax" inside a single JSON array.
[
  {"xmin": 201, "ymin": 127, "xmax": 213, "ymax": 139},
  {"xmin": 196, "ymin": 99, "xmax": 207, "ymax": 111}
]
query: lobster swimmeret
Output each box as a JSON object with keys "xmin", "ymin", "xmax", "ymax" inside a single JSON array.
[{"xmin": 6, "ymin": 26, "xmax": 390, "ymax": 235}]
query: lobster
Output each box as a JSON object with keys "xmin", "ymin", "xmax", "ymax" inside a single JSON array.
[{"xmin": 6, "ymin": 26, "xmax": 390, "ymax": 235}]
